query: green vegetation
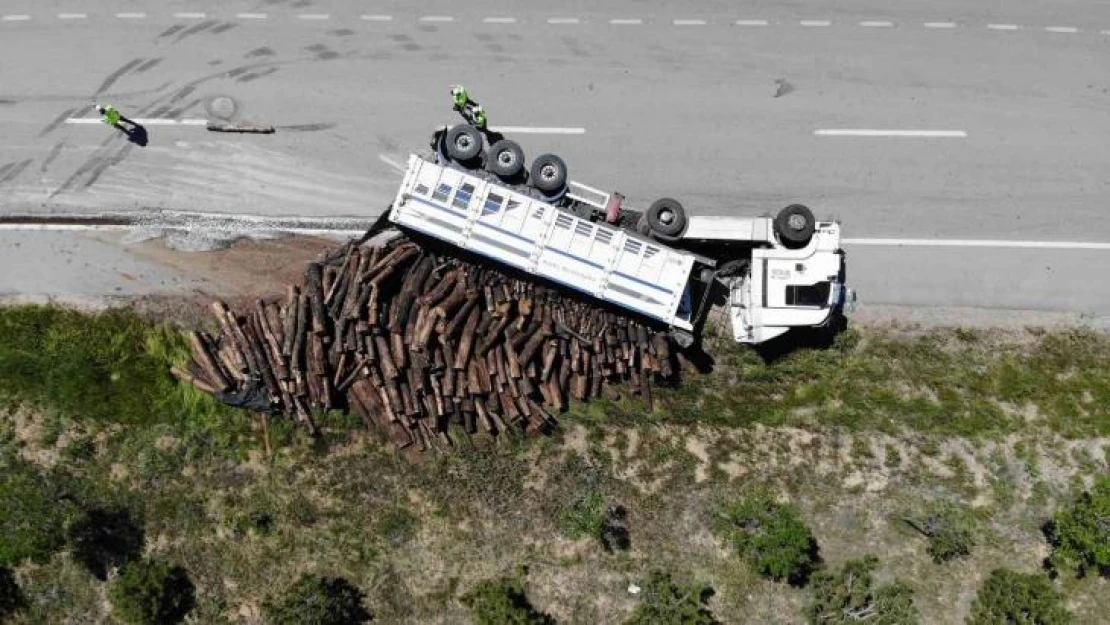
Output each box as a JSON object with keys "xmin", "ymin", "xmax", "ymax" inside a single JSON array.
[
  {"xmin": 903, "ymin": 503, "xmax": 978, "ymax": 563},
  {"xmin": 650, "ymin": 327, "xmax": 1110, "ymax": 438},
  {"xmin": 716, "ymin": 495, "xmax": 818, "ymax": 584},
  {"xmin": 0, "ymin": 567, "xmax": 25, "ymax": 622},
  {"xmin": 0, "ymin": 460, "xmax": 74, "ymax": 566},
  {"xmin": 109, "ymin": 558, "xmax": 195, "ymax": 625},
  {"xmin": 66, "ymin": 507, "xmax": 145, "ymax": 581},
  {"xmin": 1046, "ymin": 476, "xmax": 1110, "ymax": 577},
  {"xmin": 807, "ymin": 556, "xmax": 919, "ymax": 624},
  {"xmin": 1, "ymin": 305, "xmax": 1109, "ymax": 623},
  {"xmin": 624, "ymin": 570, "xmax": 717, "ymax": 625},
  {"xmin": 967, "ymin": 569, "xmax": 1072, "ymax": 625},
  {"xmin": 462, "ymin": 570, "xmax": 553, "ymax": 625},
  {"xmin": 262, "ymin": 575, "xmax": 370, "ymax": 625}
]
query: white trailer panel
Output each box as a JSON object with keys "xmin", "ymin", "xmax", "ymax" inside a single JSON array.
[{"xmin": 389, "ymin": 155, "xmax": 697, "ymax": 328}]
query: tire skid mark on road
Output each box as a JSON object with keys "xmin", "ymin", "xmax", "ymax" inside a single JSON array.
[
  {"xmin": 164, "ymin": 97, "xmax": 204, "ymax": 119},
  {"xmin": 38, "ymin": 107, "xmax": 80, "ymax": 137},
  {"xmin": 135, "ymin": 58, "xmax": 163, "ymax": 73},
  {"xmin": 40, "ymin": 141, "xmax": 67, "ymax": 173},
  {"xmin": 0, "ymin": 159, "xmax": 33, "ymax": 185},
  {"xmin": 158, "ymin": 24, "xmax": 185, "ymax": 38},
  {"xmin": 210, "ymin": 22, "xmax": 239, "ymax": 35},
  {"xmin": 94, "ymin": 58, "xmax": 144, "ymax": 95},
  {"xmin": 237, "ymin": 68, "xmax": 279, "ymax": 83},
  {"xmin": 173, "ymin": 19, "xmax": 217, "ymax": 43},
  {"xmin": 83, "ymin": 144, "xmax": 135, "ymax": 190}
]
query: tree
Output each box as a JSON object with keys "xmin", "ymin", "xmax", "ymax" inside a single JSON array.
[
  {"xmin": 903, "ymin": 505, "xmax": 976, "ymax": 564},
  {"xmin": 461, "ymin": 572, "xmax": 553, "ymax": 625},
  {"xmin": 1045, "ymin": 476, "xmax": 1110, "ymax": 577},
  {"xmin": 67, "ymin": 506, "xmax": 145, "ymax": 580},
  {"xmin": 967, "ymin": 569, "xmax": 1071, "ymax": 625},
  {"xmin": 624, "ymin": 570, "xmax": 717, "ymax": 625},
  {"xmin": 109, "ymin": 558, "xmax": 195, "ymax": 625},
  {"xmin": 806, "ymin": 556, "xmax": 919, "ymax": 624},
  {"xmin": 0, "ymin": 566, "xmax": 26, "ymax": 622},
  {"xmin": 717, "ymin": 496, "xmax": 819, "ymax": 585},
  {"xmin": 263, "ymin": 575, "xmax": 371, "ymax": 625}
]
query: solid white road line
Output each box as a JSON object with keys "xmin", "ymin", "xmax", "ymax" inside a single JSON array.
[
  {"xmin": 547, "ymin": 17, "xmax": 580, "ymax": 24},
  {"xmin": 2, "ymin": 15, "xmax": 31, "ymax": 21},
  {"xmin": 844, "ymin": 238, "xmax": 1110, "ymax": 251},
  {"xmin": 1045, "ymin": 26, "xmax": 1078, "ymax": 33},
  {"xmin": 65, "ymin": 118, "xmax": 208, "ymax": 126},
  {"xmin": 987, "ymin": 24, "xmax": 1020, "ymax": 30},
  {"xmin": 610, "ymin": 18, "xmax": 643, "ymax": 25},
  {"xmin": 735, "ymin": 20, "xmax": 769, "ymax": 26},
  {"xmin": 419, "ymin": 16, "xmax": 455, "ymax": 22},
  {"xmin": 924, "ymin": 22, "xmax": 957, "ymax": 28},
  {"xmin": 174, "ymin": 12, "xmax": 207, "ymax": 19},
  {"xmin": 860, "ymin": 21, "xmax": 893, "ymax": 27},
  {"xmin": 58, "ymin": 13, "xmax": 88, "ymax": 19},
  {"xmin": 237, "ymin": 13, "xmax": 268, "ymax": 19},
  {"xmin": 297, "ymin": 14, "xmax": 330, "ymax": 20},
  {"xmin": 483, "ymin": 17, "xmax": 517, "ymax": 24},
  {"xmin": 488, "ymin": 126, "xmax": 586, "ymax": 135},
  {"xmin": 814, "ymin": 129, "xmax": 967, "ymax": 137},
  {"xmin": 116, "ymin": 13, "xmax": 146, "ymax": 19},
  {"xmin": 361, "ymin": 15, "xmax": 393, "ymax": 21},
  {"xmin": 800, "ymin": 20, "xmax": 831, "ymax": 27},
  {"xmin": 0, "ymin": 224, "xmax": 131, "ymax": 232},
  {"xmin": 673, "ymin": 19, "xmax": 707, "ymax": 26}
]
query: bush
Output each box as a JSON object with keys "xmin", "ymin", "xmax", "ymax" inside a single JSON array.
[
  {"xmin": 717, "ymin": 496, "xmax": 819, "ymax": 585},
  {"xmin": 67, "ymin": 506, "xmax": 145, "ymax": 580},
  {"xmin": 903, "ymin": 504, "xmax": 976, "ymax": 563},
  {"xmin": 0, "ymin": 462, "xmax": 73, "ymax": 566},
  {"xmin": 109, "ymin": 558, "xmax": 196, "ymax": 625},
  {"xmin": 558, "ymin": 490, "xmax": 630, "ymax": 552},
  {"xmin": 624, "ymin": 570, "xmax": 717, "ymax": 625},
  {"xmin": 806, "ymin": 556, "xmax": 919, "ymax": 624},
  {"xmin": 0, "ymin": 567, "xmax": 26, "ymax": 621},
  {"xmin": 461, "ymin": 570, "xmax": 553, "ymax": 625},
  {"xmin": 263, "ymin": 574, "xmax": 371, "ymax": 625},
  {"xmin": 967, "ymin": 569, "xmax": 1071, "ymax": 625},
  {"xmin": 1046, "ymin": 476, "xmax": 1110, "ymax": 577}
]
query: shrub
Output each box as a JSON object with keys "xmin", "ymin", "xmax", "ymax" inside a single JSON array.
[
  {"xmin": 624, "ymin": 570, "xmax": 717, "ymax": 625},
  {"xmin": 558, "ymin": 490, "xmax": 630, "ymax": 552},
  {"xmin": 461, "ymin": 570, "xmax": 553, "ymax": 625},
  {"xmin": 717, "ymin": 496, "xmax": 819, "ymax": 584},
  {"xmin": 110, "ymin": 558, "xmax": 196, "ymax": 625},
  {"xmin": 0, "ymin": 462, "xmax": 73, "ymax": 566},
  {"xmin": 0, "ymin": 567, "xmax": 26, "ymax": 621},
  {"xmin": 67, "ymin": 506, "xmax": 145, "ymax": 580},
  {"xmin": 806, "ymin": 556, "xmax": 919, "ymax": 624},
  {"xmin": 1045, "ymin": 476, "xmax": 1110, "ymax": 577},
  {"xmin": 967, "ymin": 569, "xmax": 1071, "ymax": 625},
  {"xmin": 263, "ymin": 575, "xmax": 371, "ymax": 625},
  {"xmin": 903, "ymin": 504, "xmax": 976, "ymax": 563}
]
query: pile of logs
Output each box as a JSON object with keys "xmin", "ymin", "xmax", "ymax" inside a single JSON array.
[{"xmin": 174, "ymin": 231, "xmax": 681, "ymax": 451}]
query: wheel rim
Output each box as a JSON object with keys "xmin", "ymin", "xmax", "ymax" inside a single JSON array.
[
  {"xmin": 658, "ymin": 209, "xmax": 675, "ymax": 225},
  {"xmin": 787, "ymin": 213, "xmax": 807, "ymax": 230},
  {"xmin": 498, "ymin": 151, "xmax": 516, "ymax": 167},
  {"xmin": 541, "ymin": 164, "xmax": 558, "ymax": 180},
  {"xmin": 455, "ymin": 135, "xmax": 473, "ymax": 151}
]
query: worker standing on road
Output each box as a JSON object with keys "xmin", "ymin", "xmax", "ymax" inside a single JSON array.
[{"xmin": 96, "ymin": 104, "xmax": 138, "ymax": 131}]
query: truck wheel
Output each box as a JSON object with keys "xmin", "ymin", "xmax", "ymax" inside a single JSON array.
[
  {"xmin": 445, "ymin": 124, "xmax": 483, "ymax": 162},
  {"xmin": 529, "ymin": 154, "xmax": 568, "ymax": 193},
  {"xmin": 486, "ymin": 140, "xmax": 525, "ymax": 179},
  {"xmin": 646, "ymin": 198, "xmax": 687, "ymax": 237},
  {"xmin": 774, "ymin": 204, "xmax": 815, "ymax": 247}
]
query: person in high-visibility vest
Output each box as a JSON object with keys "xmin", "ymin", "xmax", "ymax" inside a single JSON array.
[
  {"xmin": 451, "ymin": 85, "xmax": 471, "ymax": 109},
  {"xmin": 471, "ymin": 105, "xmax": 487, "ymax": 130},
  {"xmin": 95, "ymin": 103, "xmax": 147, "ymax": 145},
  {"xmin": 450, "ymin": 85, "xmax": 488, "ymax": 130}
]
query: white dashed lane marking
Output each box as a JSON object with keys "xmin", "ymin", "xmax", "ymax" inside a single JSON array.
[
  {"xmin": 800, "ymin": 20, "xmax": 831, "ymax": 27},
  {"xmin": 58, "ymin": 13, "xmax": 87, "ymax": 19},
  {"xmin": 547, "ymin": 17, "xmax": 581, "ymax": 24},
  {"xmin": 419, "ymin": 16, "xmax": 455, "ymax": 22},
  {"xmin": 610, "ymin": 18, "xmax": 643, "ymax": 25},
  {"xmin": 360, "ymin": 15, "xmax": 392, "ymax": 22},
  {"xmin": 924, "ymin": 22, "xmax": 957, "ymax": 28},
  {"xmin": 237, "ymin": 13, "xmax": 268, "ymax": 19},
  {"xmin": 173, "ymin": 12, "xmax": 207, "ymax": 19},
  {"xmin": 860, "ymin": 21, "xmax": 893, "ymax": 27},
  {"xmin": 2, "ymin": 15, "xmax": 31, "ymax": 21},
  {"xmin": 815, "ymin": 129, "xmax": 967, "ymax": 137},
  {"xmin": 735, "ymin": 20, "xmax": 769, "ymax": 26},
  {"xmin": 673, "ymin": 19, "xmax": 707, "ymax": 26},
  {"xmin": 115, "ymin": 13, "xmax": 146, "ymax": 19},
  {"xmin": 297, "ymin": 14, "xmax": 330, "ymax": 20},
  {"xmin": 1045, "ymin": 26, "xmax": 1078, "ymax": 33},
  {"xmin": 987, "ymin": 24, "xmax": 1020, "ymax": 30},
  {"xmin": 482, "ymin": 17, "xmax": 517, "ymax": 24}
]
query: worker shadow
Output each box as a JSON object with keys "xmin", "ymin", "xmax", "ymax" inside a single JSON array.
[{"xmin": 114, "ymin": 121, "xmax": 148, "ymax": 147}]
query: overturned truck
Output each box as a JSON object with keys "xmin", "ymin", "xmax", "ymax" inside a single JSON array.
[{"xmin": 393, "ymin": 120, "xmax": 856, "ymax": 346}]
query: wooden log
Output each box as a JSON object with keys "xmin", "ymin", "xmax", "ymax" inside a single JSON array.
[
  {"xmin": 170, "ymin": 365, "xmax": 220, "ymax": 394},
  {"xmin": 257, "ymin": 302, "xmax": 289, "ymax": 381},
  {"xmin": 325, "ymin": 246, "xmax": 356, "ymax": 307},
  {"xmin": 188, "ymin": 331, "xmax": 231, "ymax": 391},
  {"xmin": 452, "ymin": 305, "xmax": 482, "ymax": 369},
  {"xmin": 373, "ymin": 335, "xmax": 397, "ymax": 378},
  {"xmin": 281, "ymin": 285, "xmax": 300, "ymax": 358},
  {"xmin": 306, "ymin": 263, "xmax": 328, "ymax": 335}
]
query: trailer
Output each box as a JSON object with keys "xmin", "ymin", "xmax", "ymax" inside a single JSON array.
[{"xmin": 388, "ymin": 122, "xmax": 855, "ymax": 345}]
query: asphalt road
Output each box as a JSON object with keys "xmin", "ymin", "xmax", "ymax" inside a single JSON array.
[{"xmin": 1, "ymin": 1, "xmax": 1108, "ymax": 323}]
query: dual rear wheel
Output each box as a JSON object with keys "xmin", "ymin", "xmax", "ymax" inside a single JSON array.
[{"xmin": 444, "ymin": 125, "xmax": 568, "ymax": 194}]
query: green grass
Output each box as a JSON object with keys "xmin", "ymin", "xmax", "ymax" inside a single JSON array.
[{"xmin": 641, "ymin": 327, "xmax": 1110, "ymax": 438}]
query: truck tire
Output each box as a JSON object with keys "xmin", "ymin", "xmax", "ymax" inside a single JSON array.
[
  {"xmin": 445, "ymin": 124, "xmax": 483, "ymax": 163},
  {"xmin": 774, "ymin": 204, "xmax": 816, "ymax": 247},
  {"xmin": 486, "ymin": 139, "xmax": 525, "ymax": 179},
  {"xmin": 646, "ymin": 198, "xmax": 687, "ymax": 238},
  {"xmin": 529, "ymin": 154, "xmax": 568, "ymax": 193}
]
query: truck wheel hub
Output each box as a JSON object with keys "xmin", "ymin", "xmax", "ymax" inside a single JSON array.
[{"xmin": 787, "ymin": 214, "xmax": 806, "ymax": 230}]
